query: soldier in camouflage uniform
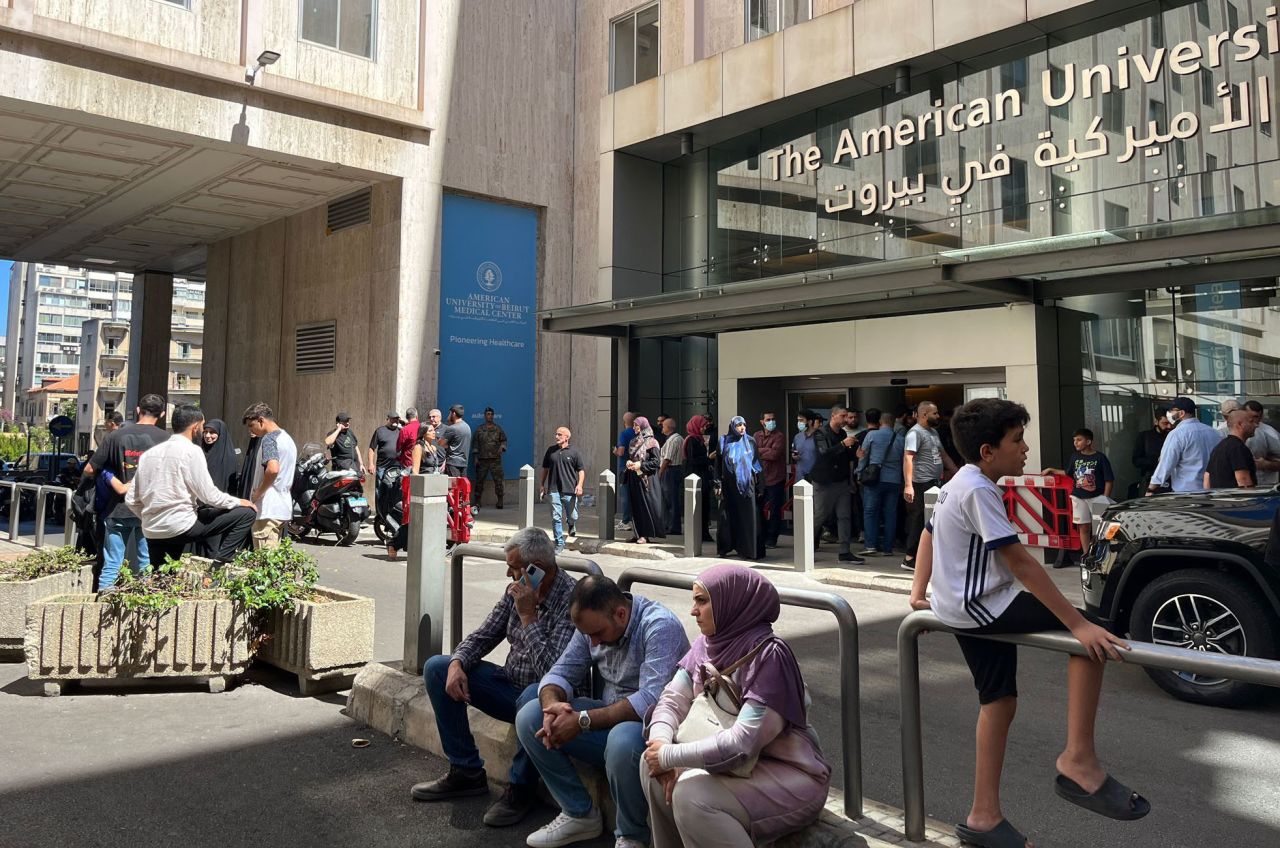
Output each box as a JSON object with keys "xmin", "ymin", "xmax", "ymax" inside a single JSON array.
[{"xmin": 472, "ymin": 406, "xmax": 508, "ymax": 508}]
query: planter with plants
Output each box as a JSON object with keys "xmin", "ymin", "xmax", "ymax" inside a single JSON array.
[
  {"xmin": 24, "ymin": 558, "xmax": 252, "ymax": 695},
  {"xmin": 0, "ymin": 546, "xmax": 94, "ymax": 659},
  {"xmin": 216, "ymin": 541, "xmax": 375, "ymax": 695}
]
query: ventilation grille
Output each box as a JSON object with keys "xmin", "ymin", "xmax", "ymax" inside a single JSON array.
[
  {"xmin": 295, "ymin": 321, "xmax": 336, "ymax": 375},
  {"xmin": 326, "ymin": 188, "xmax": 372, "ymax": 233}
]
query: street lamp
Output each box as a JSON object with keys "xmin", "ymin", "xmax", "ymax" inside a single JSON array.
[{"xmin": 245, "ymin": 50, "xmax": 281, "ymax": 85}]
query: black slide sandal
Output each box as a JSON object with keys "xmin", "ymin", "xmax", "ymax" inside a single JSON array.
[
  {"xmin": 955, "ymin": 819, "xmax": 1029, "ymax": 847},
  {"xmin": 1054, "ymin": 773, "xmax": 1151, "ymax": 821}
]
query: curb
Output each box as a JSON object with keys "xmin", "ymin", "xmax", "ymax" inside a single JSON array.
[
  {"xmin": 812, "ymin": 568, "xmax": 914, "ymax": 596},
  {"xmin": 346, "ymin": 662, "xmax": 954, "ymax": 848}
]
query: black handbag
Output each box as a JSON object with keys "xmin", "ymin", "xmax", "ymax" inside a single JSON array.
[{"xmin": 859, "ymin": 463, "xmax": 882, "ymax": 485}]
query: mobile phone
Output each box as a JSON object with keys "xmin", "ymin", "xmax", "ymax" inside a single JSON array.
[{"xmin": 523, "ymin": 563, "xmax": 545, "ymax": 590}]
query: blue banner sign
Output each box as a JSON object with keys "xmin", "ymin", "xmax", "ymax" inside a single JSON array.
[{"xmin": 438, "ymin": 194, "xmax": 537, "ymax": 478}]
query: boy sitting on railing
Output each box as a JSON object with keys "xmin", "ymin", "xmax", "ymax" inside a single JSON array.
[{"xmin": 908, "ymin": 398, "xmax": 1149, "ymax": 848}]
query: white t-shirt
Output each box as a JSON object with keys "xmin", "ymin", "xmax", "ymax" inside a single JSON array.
[
  {"xmin": 1248, "ymin": 421, "xmax": 1280, "ymax": 488},
  {"xmin": 253, "ymin": 429, "xmax": 297, "ymax": 521},
  {"xmin": 926, "ymin": 464, "xmax": 1022, "ymax": 629}
]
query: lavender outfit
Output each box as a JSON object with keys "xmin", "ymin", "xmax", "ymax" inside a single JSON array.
[{"xmin": 644, "ymin": 564, "xmax": 831, "ymax": 845}]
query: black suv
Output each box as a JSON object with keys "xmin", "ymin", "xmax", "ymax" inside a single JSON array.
[{"xmin": 1082, "ymin": 488, "xmax": 1280, "ymax": 707}]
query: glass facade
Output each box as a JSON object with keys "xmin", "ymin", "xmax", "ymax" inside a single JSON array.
[
  {"xmin": 633, "ymin": 336, "xmax": 718, "ymax": 429},
  {"xmin": 661, "ymin": 0, "xmax": 1280, "ymax": 293}
]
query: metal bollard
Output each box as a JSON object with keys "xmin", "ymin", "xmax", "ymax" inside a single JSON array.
[
  {"xmin": 683, "ymin": 473, "xmax": 703, "ymax": 557},
  {"xmin": 34, "ymin": 486, "xmax": 47, "ymax": 548},
  {"xmin": 403, "ymin": 473, "xmax": 452, "ymax": 674},
  {"xmin": 63, "ymin": 489, "xmax": 74, "ymax": 547},
  {"xmin": 519, "ymin": 464, "xmax": 535, "ymax": 529},
  {"xmin": 7, "ymin": 484, "xmax": 18, "ymax": 543},
  {"xmin": 597, "ymin": 470, "xmax": 616, "ymax": 541},
  {"xmin": 791, "ymin": 479, "xmax": 814, "ymax": 572},
  {"xmin": 923, "ymin": 485, "xmax": 941, "ymax": 524}
]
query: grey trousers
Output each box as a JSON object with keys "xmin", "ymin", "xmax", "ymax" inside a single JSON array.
[
  {"xmin": 813, "ymin": 481, "xmax": 853, "ymax": 554},
  {"xmin": 642, "ymin": 768, "xmax": 752, "ymax": 848}
]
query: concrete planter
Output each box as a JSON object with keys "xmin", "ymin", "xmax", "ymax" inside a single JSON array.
[
  {"xmin": 24, "ymin": 593, "xmax": 252, "ymax": 695},
  {"xmin": 0, "ymin": 565, "xmax": 94, "ymax": 659},
  {"xmin": 257, "ymin": 586, "xmax": 375, "ymax": 695}
]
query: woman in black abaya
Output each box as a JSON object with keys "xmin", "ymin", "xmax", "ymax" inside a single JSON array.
[
  {"xmin": 716, "ymin": 416, "xmax": 764, "ymax": 560},
  {"xmin": 624, "ymin": 416, "xmax": 666, "ymax": 544},
  {"xmin": 202, "ymin": 419, "xmax": 240, "ymax": 493}
]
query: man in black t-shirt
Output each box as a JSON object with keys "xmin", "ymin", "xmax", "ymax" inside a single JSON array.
[
  {"xmin": 1206, "ymin": 409, "xmax": 1258, "ymax": 489},
  {"xmin": 326, "ymin": 412, "xmax": 366, "ymax": 475},
  {"xmin": 539, "ymin": 426, "xmax": 585, "ymax": 553},
  {"xmin": 367, "ymin": 412, "xmax": 402, "ymax": 484},
  {"xmin": 83, "ymin": 393, "xmax": 170, "ymax": 588}
]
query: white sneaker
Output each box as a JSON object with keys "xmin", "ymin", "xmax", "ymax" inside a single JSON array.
[
  {"xmin": 615, "ymin": 839, "xmax": 647, "ymax": 848},
  {"xmin": 526, "ymin": 809, "xmax": 603, "ymax": 848}
]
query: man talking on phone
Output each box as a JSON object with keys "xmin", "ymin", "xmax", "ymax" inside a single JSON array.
[{"xmin": 412, "ymin": 527, "xmax": 579, "ymax": 829}]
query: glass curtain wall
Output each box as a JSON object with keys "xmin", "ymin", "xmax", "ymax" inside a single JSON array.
[{"xmin": 634, "ymin": 336, "xmax": 718, "ymax": 430}]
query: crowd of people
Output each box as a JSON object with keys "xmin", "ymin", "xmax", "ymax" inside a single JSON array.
[{"xmin": 411, "ymin": 527, "xmax": 831, "ymax": 848}]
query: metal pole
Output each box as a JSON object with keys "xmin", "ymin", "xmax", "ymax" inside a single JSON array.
[
  {"xmin": 61, "ymin": 489, "xmax": 73, "ymax": 547},
  {"xmin": 403, "ymin": 473, "xmax": 452, "ymax": 673},
  {"xmin": 898, "ymin": 613, "xmax": 928, "ymax": 842},
  {"xmin": 598, "ymin": 470, "xmax": 616, "ymax": 541},
  {"xmin": 520, "ymin": 464, "xmax": 535, "ymax": 529},
  {"xmin": 683, "ymin": 473, "xmax": 702, "ymax": 557},
  {"xmin": 34, "ymin": 485, "xmax": 47, "ymax": 548},
  {"xmin": 792, "ymin": 479, "xmax": 814, "ymax": 573},
  {"xmin": 8, "ymin": 482, "xmax": 20, "ymax": 543}
]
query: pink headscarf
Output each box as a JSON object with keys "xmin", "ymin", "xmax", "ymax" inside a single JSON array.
[
  {"xmin": 678, "ymin": 563, "xmax": 808, "ymax": 728},
  {"xmin": 629, "ymin": 416, "xmax": 660, "ymax": 459}
]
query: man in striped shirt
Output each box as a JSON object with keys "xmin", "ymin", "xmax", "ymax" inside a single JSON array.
[{"xmin": 909, "ymin": 398, "xmax": 1147, "ymax": 848}]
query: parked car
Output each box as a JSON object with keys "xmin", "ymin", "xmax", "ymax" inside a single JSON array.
[
  {"xmin": 1082, "ymin": 487, "xmax": 1280, "ymax": 708},
  {"xmin": 0, "ymin": 453, "xmax": 81, "ymax": 521}
]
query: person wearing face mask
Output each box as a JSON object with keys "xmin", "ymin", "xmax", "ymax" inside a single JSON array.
[
  {"xmin": 1147, "ymin": 396, "xmax": 1223, "ymax": 495},
  {"xmin": 791, "ymin": 414, "xmax": 817, "ymax": 482},
  {"xmin": 754, "ymin": 411, "xmax": 787, "ymax": 549}
]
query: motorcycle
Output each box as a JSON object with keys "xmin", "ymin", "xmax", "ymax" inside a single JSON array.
[
  {"xmin": 288, "ymin": 446, "xmax": 369, "ymax": 546},
  {"xmin": 373, "ymin": 466, "xmax": 407, "ymax": 544}
]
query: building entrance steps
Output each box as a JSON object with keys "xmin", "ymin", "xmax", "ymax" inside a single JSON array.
[{"xmin": 346, "ymin": 662, "xmax": 956, "ymax": 848}]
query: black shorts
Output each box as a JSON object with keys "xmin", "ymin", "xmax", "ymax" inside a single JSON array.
[{"xmin": 954, "ymin": 592, "xmax": 1071, "ymax": 705}]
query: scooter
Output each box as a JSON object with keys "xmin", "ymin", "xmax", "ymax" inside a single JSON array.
[
  {"xmin": 289, "ymin": 447, "xmax": 369, "ymax": 546},
  {"xmin": 373, "ymin": 466, "xmax": 406, "ymax": 544}
]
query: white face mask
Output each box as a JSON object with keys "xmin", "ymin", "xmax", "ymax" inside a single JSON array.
[{"xmin": 1166, "ymin": 410, "xmax": 1179, "ymax": 424}]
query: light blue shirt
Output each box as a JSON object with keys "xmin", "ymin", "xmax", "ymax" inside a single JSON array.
[
  {"xmin": 541, "ymin": 593, "xmax": 689, "ymax": 719},
  {"xmin": 1151, "ymin": 418, "xmax": 1222, "ymax": 492},
  {"xmin": 793, "ymin": 432, "xmax": 817, "ymax": 479},
  {"xmin": 857, "ymin": 426, "xmax": 906, "ymax": 484}
]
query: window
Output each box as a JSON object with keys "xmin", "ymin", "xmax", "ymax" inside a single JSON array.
[
  {"xmin": 1227, "ymin": 3, "xmax": 1239, "ymax": 33},
  {"xmin": 903, "ymin": 134, "xmax": 940, "ymax": 187},
  {"xmin": 1000, "ymin": 58, "xmax": 1028, "ymax": 99},
  {"xmin": 1201, "ymin": 153, "xmax": 1218, "ymax": 215},
  {"xmin": 38, "ymin": 275, "xmax": 59, "ymax": 288},
  {"xmin": 1104, "ymin": 201, "xmax": 1129, "ymax": 229},
  {"xmin": 1201, "ymin": 70, "xmax": 1215, "ymax": 108},
  {"xmin": 301, "ymin": 0, "xmax": 376, "ymax": 59},
  {"xmin": 1048, "ymin": 65, "xmax": 1070, "ymax": 120},
  {"xmin": 158, "ymin": 0, "xmax": 191, "ymax": 7},
  {"xmin": 1101, "ymin": 90, "xmax": 1125, "ymax": 134},
  {"xmin": 610, "ymin": 4, "xmax": 660, "ymax": 92},
  {"xmin": 1002, "ymin": 158, "xmax": 1030, "ymax": 230},
  {"xmin": 746, "ymin": 0, "xmax": 812, "ymax": 42},
  {"xmin": 1196, "ymin": 1, "xmax": 1210, "ymax": 27}
]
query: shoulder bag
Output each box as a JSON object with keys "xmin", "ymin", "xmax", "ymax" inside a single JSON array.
[{"xmin": 673, "ymin": 639, "xmax": 771, "ymax": 778}]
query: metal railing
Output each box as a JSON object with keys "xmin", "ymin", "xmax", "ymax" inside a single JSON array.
[
  {"xmin": 445, "ymin": 543, "xmax": 604, "ymax": 653},
  {"xmin": 898, "ymin": 610, "xmax": 1280, "ymax": 841},
  {"xmin": 0, "ymin": 480, "xmax": 74, "ymax": 548},
  {"xmin": 617, "ymin": 566, "xmax": 863, "ymax": 820}
]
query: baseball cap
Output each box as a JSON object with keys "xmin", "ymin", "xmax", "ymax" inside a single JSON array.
[
  {"xmin": 336, "ymin": 412, "xmax": 351, "ymax": 423},
  {"xmin": 484, "ymin": 406, "xmax": 494, "ymax": 414},
  {"xmin": 1170, "ymin": 396, "xmax": 1197, "ymax": 414},
  {"xmin": 386, "ymin": 411, "xmax": 401, "ymax": 420}
]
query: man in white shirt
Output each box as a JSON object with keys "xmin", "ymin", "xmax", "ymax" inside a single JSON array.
[
  {"xmin": 657, "ymin": 418, "xmax": 684, "ymax": 535},
  {"xmin": 1245, "ymin": 400, "xmax": 1280, "ymax": 487},
  {"xmin": 127, "ymin": 403, "xmax": 257, "ymax": 565},
  {"xmin": 242, "ymin": 402, "xmax": 297, "ymax": 549}
]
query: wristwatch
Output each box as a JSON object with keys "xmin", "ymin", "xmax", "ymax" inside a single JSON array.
[{"xmin": 578, "ymin": 709, "xmax": 592, "ymax": 730}]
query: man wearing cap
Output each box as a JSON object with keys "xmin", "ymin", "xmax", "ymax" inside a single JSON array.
[
  {"xmin": 368, "ymin": 412, "xmax": 403, "ymax": 486},
  {"xmin": 437, "ymin": 404, "xmax": 473, "ymax": 479},
  {"xmin": 472, "ymin": 406, "xmax": 508, "ymax": 509},
  {"xmin": 325, "ymin": 413, "xmax": 366, "ymax": 475},
  {"xmin": 1147, "ymin": 397, "xmax": 1223, "ymax": 495}
]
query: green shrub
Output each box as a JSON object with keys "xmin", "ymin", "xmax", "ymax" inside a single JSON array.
[
  {"xmin": 104, "ymin": 556, "xmax": 223, "ymax": 614},
  {"xmin": 0, "ymin": 545, "xmax": 93, "ymax": 582},
  {"xmin": 216, "ymin": 539, "xmax": 319, "ymax": 612}
]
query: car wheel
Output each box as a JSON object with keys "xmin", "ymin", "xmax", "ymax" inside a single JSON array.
[{"xmin": 1130, "ymin": 568, "xmax": 1278, "ymax": 707}]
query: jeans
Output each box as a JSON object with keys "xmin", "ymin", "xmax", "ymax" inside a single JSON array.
[
  {"xmin": 862, "ymin": 480, "xmax": 903, "ymax": 553},
  {"xmin": 905, "ymin": 478, "xmax": 939, "ymax": 560},
  {"xmin": 423, "ymin": 656, "xmax": 538, "ymax": 785},
  {"xmin": 662, "ymin": 469, "xmax": 683, "ymax": 534},
  {"xmin": 813, "ymin": 481, "xmax": 852, "ymax": 554},
  {"xmin": 101, "ymin": 516, "xmax": 149, "ymax": 588},
  {"xmin": 549, "ymin": 492, "xmax": 578, "ymax": 547},
  {"xmin": 761, "ymin": 481, "xmax": 785, "ymax": 545},
  {"xmin": 618, "ymin": 469, "xmax": 632, "ymax": 524},
  {"xmin": 516, "ymin": 697, "xmax": 649, "ymax": 842}
]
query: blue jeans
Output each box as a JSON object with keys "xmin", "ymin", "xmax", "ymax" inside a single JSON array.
[
  {"xmin": 862, "ymin": 480, "xmax": 903, "ymax": 553},
  {"xmin": 516, "ymin": 697, "xmax": 649, "ymax": 842},
  {"xmin": 549, "ymin": 492, "xmax": 578, "ymax": 547},
  {"xmin": 101, "ymin": 516, "xmax": 149, "ymax": 588},
  {"xmin": 423, "ymin": 655, "xmax": 539, "ymax": 785},
  {"xmin": 662, "ymin": 469, "xmax": 683, "ymax": 534}
]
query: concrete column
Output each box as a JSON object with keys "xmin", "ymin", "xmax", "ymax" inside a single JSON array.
[
  {"xmin": 519, "ymin": 464, "xmax": 535, "ymax": 528},
  {"xmin": 597, "ymin": 470, "xmax": 616, "ymax": 541},
  {"xmin": 684, "ymin": 473, "xmax": 703, "ymax": 557},
  {"xmin": 791, "ymin": 479, "xmax": 814, "ymax": 573},
  {"xmin": 128, "ymin": 271, "xmax": 173, "ymax": 416},
  {"xmin": 403, "ymin": 473, "xmax": 452, "ymax": 673}
]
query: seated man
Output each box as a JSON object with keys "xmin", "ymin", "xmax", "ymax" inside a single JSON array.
[
  {"xmin": 412, "ymin": 527, "xmax": 578, "ymax": 828},
  {"xmin": 126, "ymin": 403, "xmax": 258, "ymax": 565},
  {"xmin": 516, "ymin": 575, "xmax": 689, "ymax": 848}
]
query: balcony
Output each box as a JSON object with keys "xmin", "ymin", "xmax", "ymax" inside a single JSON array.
[
  {"xmin": 100, "ymin": 347, "xmax": 127, "ymax": 361},
  {"xmin": 169, "ymin": 349, "xmax": 203, "ymax": 362}
]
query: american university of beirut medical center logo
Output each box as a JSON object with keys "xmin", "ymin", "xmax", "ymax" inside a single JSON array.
[{"xmin": 476, "ymin": 261, "xmax": 503, "ymax": 292}]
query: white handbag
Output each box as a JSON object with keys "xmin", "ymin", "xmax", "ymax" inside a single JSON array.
[{"xmin": 673, "ymin": 640, "xmax": 770, "ymax": 778}]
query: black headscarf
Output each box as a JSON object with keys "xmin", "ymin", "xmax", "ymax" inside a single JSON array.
[{"xmin": 202, "ymin": 419, "xmax": 239, "ymax": 493}]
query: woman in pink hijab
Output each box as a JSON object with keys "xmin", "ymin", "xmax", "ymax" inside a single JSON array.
[{"xmin": 641, "ymin": 563, "xmax": 830, "ymax": 846}]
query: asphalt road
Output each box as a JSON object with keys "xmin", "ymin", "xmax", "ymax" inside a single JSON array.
[{"xmin": 2, "ymin": 526, "xmax": 1278, "ymax": 848}]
